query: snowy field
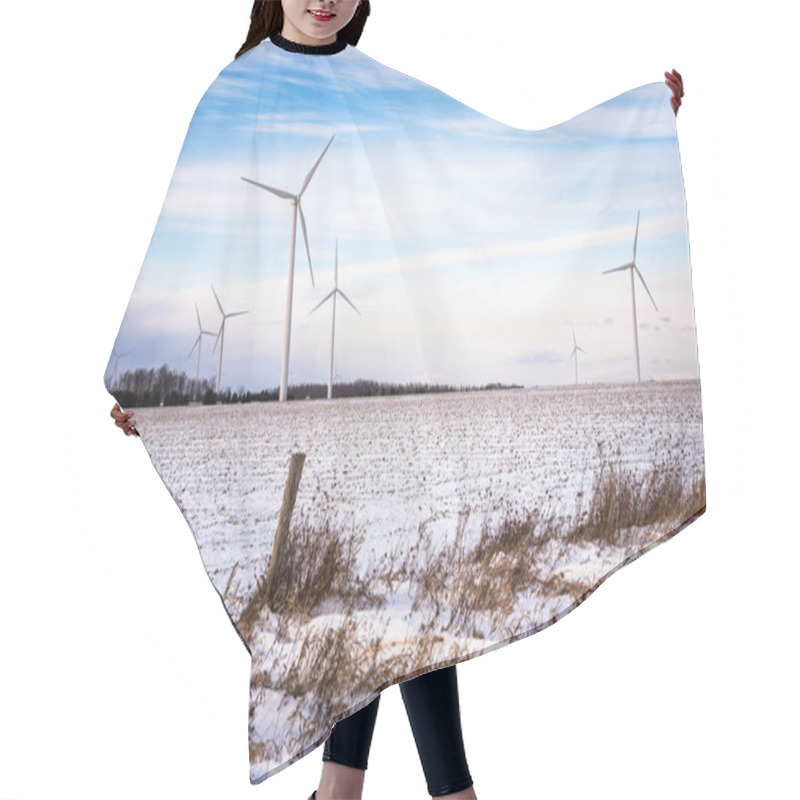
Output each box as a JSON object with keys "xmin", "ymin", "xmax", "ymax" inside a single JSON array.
[
  {"xmin": 134, "ymin": 380, "xmax": 704, "ymax": 596},
  {"xmin": 132, "ymin": 379, "xmax": 705, "ymax": 781}
]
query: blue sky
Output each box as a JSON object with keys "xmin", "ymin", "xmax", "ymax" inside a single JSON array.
[{"xmin": 107, "ymin": 39, "xmax": 699, "ymax": 392}]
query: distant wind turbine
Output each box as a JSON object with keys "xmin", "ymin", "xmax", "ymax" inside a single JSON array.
[
  {"xmin": 602, "ymin": 210, "xmax": 658, "ymax": 383},
  {"xmin": 309, "ymin": 239, "xmax": 360, "ymax": 400},
  {"xmin": 188, "ymin": 303, "xmax": 216, "ymax": 401},
  {"xmin": 240, "ymin": 134, "xmax": 336, "ymax": 402},
  {"xmin": 211, "ymin": 285, "xmax": 249, "ymax": 395},
  {"xmin": 109, "ymin": 347, "xmax": 131, "ymax": 390},
  {"xmin": 568, "ymin": 325, "xmax": 587, "ymax": 385}
]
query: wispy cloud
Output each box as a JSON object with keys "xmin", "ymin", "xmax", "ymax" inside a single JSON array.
[{"xmin": 110, "ymin": 44, "xmax": 698, "ymax": 390}]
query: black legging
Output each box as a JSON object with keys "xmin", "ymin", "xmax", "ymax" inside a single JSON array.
[{"xmin": 323, "ymin": 664, "xmax": 473, "ymax": 797}]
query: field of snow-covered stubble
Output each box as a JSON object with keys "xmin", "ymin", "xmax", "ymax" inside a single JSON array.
[{"xmin": 133, "ymin": 380, "xmax": 705, "ymax": 778}]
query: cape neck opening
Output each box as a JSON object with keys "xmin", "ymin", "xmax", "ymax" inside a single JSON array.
[{"xmin": 269, "ymin": 31, "xmax": 348, "ymax": 55}]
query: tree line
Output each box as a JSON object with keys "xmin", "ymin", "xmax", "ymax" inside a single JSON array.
[{"xmin": 107, "ymin": 365, "xmax": 521, "ymax": 408}]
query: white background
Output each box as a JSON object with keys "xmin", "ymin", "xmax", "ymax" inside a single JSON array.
[{"xmin": 1, "ymin": 1, "xmax": 797, "ymax": 798}]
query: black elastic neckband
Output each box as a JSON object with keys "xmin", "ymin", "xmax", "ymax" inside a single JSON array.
[{"xmin": 269, "ymin": 31, "xmax": 348, "ymax": 55}]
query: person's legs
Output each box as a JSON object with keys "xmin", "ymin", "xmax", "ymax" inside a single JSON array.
[
  {"xmin": 322, "ymin": 693, "xmax": 381, "ymax": 770},
  {"xmin": 399, "ymin": 664, "xmax": 476, "ymax": 799},
  {"xmin": 315, "ymin": 693, "xmax": 381, "ymax": 800}
]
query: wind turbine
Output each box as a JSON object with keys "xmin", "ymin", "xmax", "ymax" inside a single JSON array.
[
  {"xmin": 109, "ymin": 347, "xmax": 130, "ymax": 390},
  {"xmin": 211, "ymin": 285, "xmax": 249, "ymax": 395},
  {"xmin": 568, "ymin": 325, "xmax": 587, "ymax": 385},
  {"xmin": 602, "ymin": 210, "xmax": 658, "ymax": 383},
  {"xmin": 240, "ymin": 134, "xmax": 336, "ymax": 402},
  {"xmin": 188, "ymin": 303, "xmax": 216, "ymax": 401},
  {"xmin": 309, "ymin": 239, "xmax": 360, "ymax": 400}
]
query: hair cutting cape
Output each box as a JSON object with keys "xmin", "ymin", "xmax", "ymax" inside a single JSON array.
[{"xmin": 104, "ymin": 32, "xmax": 705, "ymax": 784}]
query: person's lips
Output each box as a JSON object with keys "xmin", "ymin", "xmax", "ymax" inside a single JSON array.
[{"xmin": 308, "ymin": 9, "xmax": 335, "ymax": 21}]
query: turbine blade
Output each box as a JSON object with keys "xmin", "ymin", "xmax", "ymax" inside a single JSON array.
[
  {"xmin": 337, "ymin": 289, "xmax": 361, "ymax": 315},
  {"xmin": 226, "ymin": 310, "xmax": 249, "ymax": 318},
  {"xmin": 634, "ymin": 265, "xmax": 658, "ymax": 311},
  {"xmin": 602, "ymin": 262, "xmax": 634, "ymax": 275},
  {"xmin": 298, "ymin": 201, "xmax": 315, "ymax": 288},
  {"xmin": 578, "ymin": 347, "xmax": 587, "ymax": 354},
  {"xmin": 240, "ymin": 176, "xmax": 294, "ymax": 200},
  {"xmin": 633, "ymin": 210, "xmax": 640, "ymax": 262},
  {"xmin": 299, "ymin": 135, "xmax": 335, "ymax": 196},
  {"xmin": 188, "ymin": 335, "xmax": 201, "ymax": 358},
  {"xmin": 212, "ymin": 324, "xmax": 223, "ymax": 353},
  {"xmin": 309, "ymin": 290, "xmax": 335, "ymax": 315},
  {"xmin": 211, "ymin": 285, "xmax": 225, "ymax": 316}
]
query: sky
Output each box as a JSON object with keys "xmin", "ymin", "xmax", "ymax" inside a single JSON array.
[{"xmin": 106, "ymin": 38, "xmax": 699, "ymax": 393}]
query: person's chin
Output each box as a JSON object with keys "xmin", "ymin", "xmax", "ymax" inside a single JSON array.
[{"xmin": 299, "ymin": 24, "xmax": 339, "ymax": 42}]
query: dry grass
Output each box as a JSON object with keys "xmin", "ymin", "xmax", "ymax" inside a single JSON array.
[
  {"xmin": 568, "ymin": 462, "xmax": 706, "ymax": 548},
  {"xmin": 237, "ymin": 509, "xmax": 384, "ymax": 643},
  {"xmin": 243, "ymin": 459, "xmax": 705, "ymax": 644},
  {"xmin": 240, "ymin": 460, "xmax": 704, "ymax": 645},
  {"xmin": 244, "ymin": 458, "xmax": 705, "ymax": 767},
  {"xmin": 248, "ymin": 608, "xmax": 461, "ymax": 767},
  {"xmin": 403, "ymin": 460, "xmax": 705, "ymax": 638}
]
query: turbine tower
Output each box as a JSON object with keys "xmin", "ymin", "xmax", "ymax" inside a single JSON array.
[
  {"xmin": 188, "ymin": 303, "xmax": 216, "ymax": 401},
  {"xmin": 211, "ymin": 285, "xmax": 248, "ymax": 395},
  {"xmin": 309, "ymin": 239, "xmax": 360, "ymax": 399},
  {"xmin": 109, "ymin": 348, "xmax": 130, "ymax": 390},
  {"xmin": 568, "ymin": 325, "xmax": 587, "ymax": 385},
  {"xmin": 241, "ymin": 134, "xmax": 335, "ymax": 402},
  {"xmin": 602, "ymin": 210, "xmax": 658, "ymax": 383}
]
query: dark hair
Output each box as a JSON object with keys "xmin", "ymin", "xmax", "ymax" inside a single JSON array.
[{"xmin": 235, "ymin": 0, "xmax": 371, "ymax": 59}]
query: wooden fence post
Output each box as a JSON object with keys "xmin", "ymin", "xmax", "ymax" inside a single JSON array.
[
  {"xmin": 236, "ymin": 452, "xmax": 306, "ymax": 643},
  {"xmin": 264, "ymin": 451, "xmax": 306, "ymax": 606}
]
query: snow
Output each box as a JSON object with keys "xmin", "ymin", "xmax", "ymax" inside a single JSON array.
[{"xmin": 130, "ymin": 379, "xmax": 705, "ymax": 782}]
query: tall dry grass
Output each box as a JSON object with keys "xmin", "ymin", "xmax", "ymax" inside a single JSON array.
[
  {"xmin": 248, "ymin": 607, "xmax": 462, "ymax": 767},
  {"xmin": 244, "ymin": 458, "xmax": 705, "ymax": 765},
  {"xmin": 406, "ymin": 460, "xmax": 705, "ymax": 638},
  {"xmin": 568, "ymin": 462, "xmax": 706, "ymax": 548},
  {"xmin": 237, "ymin": 509, "xmax": 384, "ymax": 642}
]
